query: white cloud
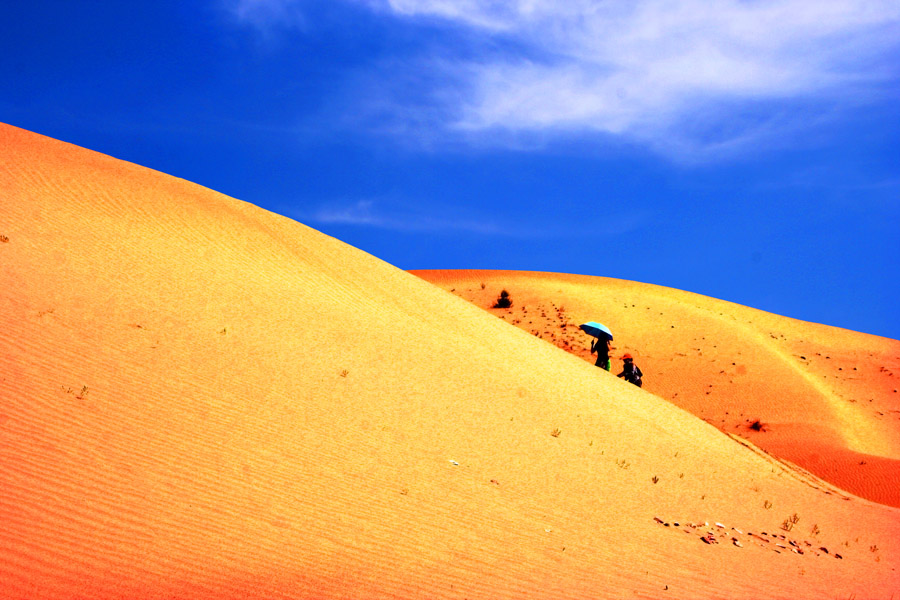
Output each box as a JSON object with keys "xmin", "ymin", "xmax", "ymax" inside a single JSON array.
[
  {"xmin": 383, "ymin": 0, "xmax": 525, "ymax": 29},
  {"xmin": 312, "ymin": 200, "xmax": 384, "ymax": 227},
  {"xmin": 227, "ymin": 0, "xmax": 900, "ymax": 158},
  {"xmin": 371, "ymin": 0, "xmax": 900, "ymax": 158},
  {"xmin": 223, "ymin": 0, "xmax": 306, "ymax": 34},
  {"xmin": 300, "ymin": 198, "xmax": 649, "ymax": 237},
  {"xmin": 306, "ymin": 199, "xmax": 521, "ymax": 235}
]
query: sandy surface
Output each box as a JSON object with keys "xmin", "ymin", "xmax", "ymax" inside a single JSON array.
[
  {"xmin": 2, "ymin": 122, "xmax": 899, "ymax": 599},
  {"xmin": 412, "ymin": 270, "xmax": 900, "ymax": 509}
]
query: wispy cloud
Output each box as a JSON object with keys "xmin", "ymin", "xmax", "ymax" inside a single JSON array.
[
  {"xmin": 296, "ymin": 198, "xmax": 649, "ymax": 238},
  {"xmin": 302, "ymin": 199, "xmax": 526, "ymax": 236},
  {"xmin": 228, "ymin": 0, "xmax": 900, "ymax": 159},
  {"xmin": 222, "ymin": 0, "xmax": 307, "ymax": 36},
  {"xmin": 379, "ymin": 0, "xmax": 900, "ymax": 158}
]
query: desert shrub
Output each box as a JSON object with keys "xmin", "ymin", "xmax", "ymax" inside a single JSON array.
[
  {"xmin": 493, "ymin": 290, "xmax": 512, "ymax": 308},
  {"xmin": 749, "ymin": 419, "xmax": 767, "ymax": 432}
]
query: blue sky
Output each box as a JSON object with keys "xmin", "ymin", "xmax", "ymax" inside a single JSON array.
[{"xmin": 3, "ymin": 0, "xmax": 899, "ymax": 339}]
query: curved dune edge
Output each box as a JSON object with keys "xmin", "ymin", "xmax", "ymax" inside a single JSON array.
[
  {"xmin": 411, "ymin": 269, "xmax": 900, "ymax": 508},
  {"xmin": 2, "ymin": 123, "xmax": 899, "ymax": 599}
]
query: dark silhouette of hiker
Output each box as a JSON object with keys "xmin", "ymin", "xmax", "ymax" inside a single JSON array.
[
  {"xmin": 617, "ymin": 354, "xmax": 643, "ymax": 387},
  {"xmin": 591, "ymin": 337, "xmax": 611, "ymax": 371}
]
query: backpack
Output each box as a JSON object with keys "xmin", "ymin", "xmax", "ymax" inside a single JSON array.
[{"xmin": 629, "ymin": 365, "xmax": 642, "ymax": 385}]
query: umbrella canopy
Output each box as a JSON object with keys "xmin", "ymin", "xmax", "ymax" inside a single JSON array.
[{"xmin": 579, "ymin": 321, "xmax": 613, "ymax": 341}]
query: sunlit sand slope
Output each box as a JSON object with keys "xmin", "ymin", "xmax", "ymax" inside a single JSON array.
[
  {"xmin": 412, "ymin": 270, "xmax": 900, "ymax": 508},
  {"xmin": 1, "ymin": 123, "xmax": 898, "ymax": 599}
]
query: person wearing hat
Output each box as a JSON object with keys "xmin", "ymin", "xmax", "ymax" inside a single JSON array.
[{"xmin": 617, "ymin": 354, "xmax": 643, "ymax": 387}]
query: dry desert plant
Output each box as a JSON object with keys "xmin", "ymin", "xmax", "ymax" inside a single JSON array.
[
  {"xmin": 781, "ymin": 513, "xmax": 800, "ymax": 532},
  {"xmin": 493, "ymin": 290, "xmax": 512, "ymax": 308}
]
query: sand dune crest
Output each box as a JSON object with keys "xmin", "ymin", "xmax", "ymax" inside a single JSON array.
[
  {"xmin": 2, "ymin": 123, "xmax": 898, "ymax": 598},
  {"xmin": 413, "ymin": 269, "xmax": 900, "ymax": 508}
]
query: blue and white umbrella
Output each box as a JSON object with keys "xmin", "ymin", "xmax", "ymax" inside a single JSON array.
[{"xmin": 579, "ymin": 321, "xmax": 613, "ymax": 341}]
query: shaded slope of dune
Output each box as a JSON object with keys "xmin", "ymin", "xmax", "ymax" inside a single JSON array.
[
  {"xmin": 2, "ymin": 123, "xmax": 899, "ymax": 599},
  {"xmin": 412, "ymin": 270, "xmax": 900, "ymax": 508}
]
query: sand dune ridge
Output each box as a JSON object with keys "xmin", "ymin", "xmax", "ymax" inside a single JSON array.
[{"xmin": 2, "ymin": 123, "xmax": 899, "ymax": 599}]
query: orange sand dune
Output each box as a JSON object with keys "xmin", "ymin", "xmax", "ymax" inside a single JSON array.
[
  {"xmin": 412, "ymin": 270, "xmax": 900, "ymax": 508},
  {"xmin": 2, "ymin": 122, "xmax": 899, "ymax": 599}
]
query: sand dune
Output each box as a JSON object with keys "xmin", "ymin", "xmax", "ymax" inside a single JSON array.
[
  {"xmin": 411, "ymin": 270, "xmax": 900, "ymax": 509},
  {"xmin": 2, "ymin": 122, "xmax": 899, "ymax": 599}
]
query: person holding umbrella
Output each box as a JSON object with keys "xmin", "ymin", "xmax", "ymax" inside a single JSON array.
[
  {"xmin": 580, "ymin": 321, "xmax": 613, "ymax": 371},
  {"xmin": 591, "ymin": 337, "xmax": 611, "ymax": 371}
]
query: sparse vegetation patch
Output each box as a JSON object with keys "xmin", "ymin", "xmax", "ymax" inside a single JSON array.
[
  {"xmin": 748, "ymin": 419, "xmax": 767, "ymax": 432},
  {"xmin": 492, "ymin": 290, "xmax": 512, "ymax": 308}
]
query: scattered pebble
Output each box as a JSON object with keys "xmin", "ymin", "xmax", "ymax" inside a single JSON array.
[{"xmin": 653, "ymin": 518, "xmax": 845, "ymax": 560}]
